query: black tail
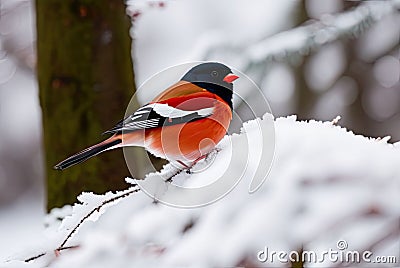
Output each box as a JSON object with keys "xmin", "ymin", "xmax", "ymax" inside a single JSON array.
[{"xmin": 53, "ymin": 138, "xmax": 122, "ymax": 170}]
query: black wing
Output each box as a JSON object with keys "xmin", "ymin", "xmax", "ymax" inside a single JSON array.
[{"xmin": 103, "ymin": 103, "xmax": 214, "ymax": 135}]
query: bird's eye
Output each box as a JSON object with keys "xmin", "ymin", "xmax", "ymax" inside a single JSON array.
[{"xmin": 211, "ymin": 71, "xmax": 218, "ymax": 77}]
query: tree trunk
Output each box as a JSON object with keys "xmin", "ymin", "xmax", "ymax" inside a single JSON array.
[{"xmin": 36, "ymin": 0, "xmax": 141, "ymax": 210}]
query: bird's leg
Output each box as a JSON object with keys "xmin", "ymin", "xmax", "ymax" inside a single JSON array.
[
  {"xmin": 171, "ymin": 160, "xmax": 194, "ymax": 175},
  {"xmin": 176, "ymin": 147, "xmax": 222, "ymax": 174},
  {"xmin": 184, "ymin": 155, "xmax": 207, "ymax": 174},
  {"xmin": 193, "ymin": 154, "xmax": 208, "ymax": 164},
  {"xmin": 174, "ymin": 160, "xmax": 195, "ymax": 174},
  {"xmin": 176, "ymin": 160, "xmax": 191, "ymax": 169},
  {"xmin": 189, "ymin": 147, "xmax": 222, "ymax": 173}
]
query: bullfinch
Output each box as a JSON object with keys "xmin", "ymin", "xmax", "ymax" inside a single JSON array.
[{"xmin": 54, "ymin": 62, "xmax": 239, "ymax": 170}]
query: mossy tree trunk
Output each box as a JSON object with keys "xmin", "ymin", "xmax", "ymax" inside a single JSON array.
[{"xmin": 36, "ymin": 0, "xmax": 140, "ymax": 210}]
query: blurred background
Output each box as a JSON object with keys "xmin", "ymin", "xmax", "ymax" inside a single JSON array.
[{"xmin": 0, "ymin": 0, "xmax": 399, "ymax": 263}]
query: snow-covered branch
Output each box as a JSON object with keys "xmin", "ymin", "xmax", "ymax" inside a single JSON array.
[
  {"xmin": 201, "ymin": 0, "xmax": 400, "ymax": 73},
  {"xmin": 244, "ymin": 0, "xmax": 400, "ymax": 66},
  {"xmin": 4, "ymin": 114, "xmax": 399, "ymax": 267},
  {"xmin": 20, "ymin": 165, "xmax": 193, "ymax": 264},
  {"xmin": 21, "ymin": 186, "xmax": 141, "ymax": 263}
]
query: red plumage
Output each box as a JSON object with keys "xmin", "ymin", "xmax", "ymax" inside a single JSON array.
[{"xmin": 54, "ymin": 63, "xmax": 238, "ymax": 170}]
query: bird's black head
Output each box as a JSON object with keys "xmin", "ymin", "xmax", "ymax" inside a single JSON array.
[{"xmin": 181, "ymin": 62, "xmax": 239, "ymax": 110}]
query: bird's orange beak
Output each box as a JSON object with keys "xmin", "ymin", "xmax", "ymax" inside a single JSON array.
[{"xmin": 223, "ymin": 73, "xmax": 239, "ymax": 83}]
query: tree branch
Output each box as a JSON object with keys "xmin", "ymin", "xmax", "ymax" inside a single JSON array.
[
  {"xmin": 24, "ymin": 186, "xmax": 141, "ymax": 263},
  {"xmin": 24, "ymin": 165, "xmax": 188, "ymax": 263},
  {"xmin": 59, "ymin": 186, "xmax": 140, "ymax": 249},
  {"xmin": 200, "ymin": 0, "xmax": 400, "ymax": 77}
]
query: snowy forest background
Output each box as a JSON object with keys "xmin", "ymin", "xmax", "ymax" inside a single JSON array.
[{"xmin": 0, "ymin": 0, "xmax": 399, "ymax": 267}]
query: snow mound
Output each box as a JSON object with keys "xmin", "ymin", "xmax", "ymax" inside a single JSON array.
[{"xmin": 4, "ymin": 115, "xmax": 399, "ymax": 267}]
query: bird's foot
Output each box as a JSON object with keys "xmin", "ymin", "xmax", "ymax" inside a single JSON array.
[
  {"xmin": 173, "ymin": 147, "xmax": 222, "ymax": 175},
  {"xmin": 189, "ymin": 148, "xmax": 221, "ymax": 173}
]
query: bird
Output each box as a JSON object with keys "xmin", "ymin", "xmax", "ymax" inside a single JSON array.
[{"xmin": 54, "ymin": 62, "xmax": 239, "ymax": 171}]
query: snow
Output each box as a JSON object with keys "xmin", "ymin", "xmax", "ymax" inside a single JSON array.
[
  {"xmin": 129, "ymin": 0, "xmax": 296, "ymax": 86},
  {"xmin": 1, "ymin": 1, "xmax": 399, "ymax": 267},
  {"xmin": 305, "ymin": 42, "xmax": 347, "ymax": 92},
  {"xmin": 373, "ymin": 55, "xmax": 400, "ymax": 89},
  {"xmin": 2, "ymin": 115, "xmax": 399, "ymax": 267},
  {"xmin": 246, "ymin": 0, "xmax": 400, "ymax": 67},
  {"xmin": 0, "ymin": 195, "xmax": 43, "ymax": 265}
]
